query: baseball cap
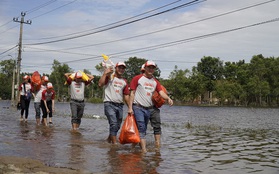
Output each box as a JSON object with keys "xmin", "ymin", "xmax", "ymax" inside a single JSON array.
[
  {"xmin": 145, "ymin": 60, "xmax": 157, "ymax": 67},
  {"xmin": 140, "ymin": 64, "xmax": 145, "ymax": 72},
  {"xmin": 75, "ymin": 71, "xmax": 82, "ymax": 79},
  {"xmin": 42, "ymin": 76, "xmax": 49, "ymax": 82},
  {"xmin": 47, "ymin": 82, "xmax": 53, "ymax": 89},
  {"xmin": 23, "ymin": 75, "xmax": 29, "ymax": 79},
  {"xmin": 115, "ymin": 62, "xmax": 126, "ymax": 67}
]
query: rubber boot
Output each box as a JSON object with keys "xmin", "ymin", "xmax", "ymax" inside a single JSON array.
[
  {"xmin": 140, "ymin": 139, "xmax": 147, "ymax": 153},
  {"xmin": 154, "ymin": 134, "xmax": 161, "ymax": 148}
]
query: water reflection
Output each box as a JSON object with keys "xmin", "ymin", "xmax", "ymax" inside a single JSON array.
[
  {"xmin": 1, "ymin": 101, "xmax": 279, "ymax": 174},
  {"xmin": 107, "ymin": 146, "xmax": 163, "ymax": 174},
  {"xmin": 68, "ymin": 131, "xmax": 85, "ymax": 166}
]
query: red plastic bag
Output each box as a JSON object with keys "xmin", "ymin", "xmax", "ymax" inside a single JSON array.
[
  {"xmin": 119, "ymin": 114, "xmax": 140, "ymax": 144},
  {"xmin": 152, "ymin": 85, "xmax": 167, "ymax": 108}
]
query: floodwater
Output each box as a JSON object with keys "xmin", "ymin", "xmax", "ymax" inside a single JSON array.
[{"xmin": 0, "ymin": 100, "xmax": 279, "ymax": 174}]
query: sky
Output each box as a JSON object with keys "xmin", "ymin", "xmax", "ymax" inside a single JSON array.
[{"xmin": 0, "ymin": 0, "xmax": 279, "ymax": 79}]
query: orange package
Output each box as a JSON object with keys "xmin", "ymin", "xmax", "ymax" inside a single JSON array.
[
  {"xmin": 119, "ymin": 114, "xmax": 140, "ymax": 144},
  {"xmin": 152, "ymin": 85, "xmax": 167, "ymax": 108}
]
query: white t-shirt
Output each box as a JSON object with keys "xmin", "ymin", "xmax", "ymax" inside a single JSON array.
[
  {"xmin": 34, "ymin": 85, "xmax": 47, "ymax": 103},
  {"xmin": 103, "ymin": 76, "xmax": 129, "ymax": 103},
  {"xmin": 130, "ymin": 74, "xmax": 162, "ymax": 107},
  {"xmin": 68, "ymin": 80, "xmax": 85, "ymax": 101},
  {"xmin": 19, "ymin": 82, "xmax": 32, "ymax": 96}
]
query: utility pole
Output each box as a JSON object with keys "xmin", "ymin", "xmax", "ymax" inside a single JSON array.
[{"xmin": 13, "ymin": 12, "xmax": 31, "ymax": 104}]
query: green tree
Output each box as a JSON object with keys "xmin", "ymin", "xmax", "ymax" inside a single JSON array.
[
  {"xmin": 0, "ymin": 59, "xmax": 16, "ymax": 99},
  {"xmin": 167, "ymin": 65, "xmax": 190, "ymax": 102},
  {"xmin": 196, "ymin": 56, "xmax": 224, "ymax": 92},
  {"xmin": 50, "ymin": 60, "xmax": 72, "ymax": 100},
  {"xmin": 123, "ymin": 57, "xmax": 147, "ymax": 82}
]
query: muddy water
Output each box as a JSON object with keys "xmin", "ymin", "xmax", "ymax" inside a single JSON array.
[{"xmin": 0, "ymin": 100, "xmax": 279, "ymax": 174}]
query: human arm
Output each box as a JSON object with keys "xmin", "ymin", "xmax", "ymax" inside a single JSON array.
[
  {"xmin": 128, "ymin": 90, "xmax": 135, "ymax": 114},
  {"xmin": 86, "ymin": 74, "xmax": 94, "ymax": 82},
  {"xmin": 44, "ymin": 100, "xmax": 49, "ymax": 113},
  {"xmin": 52, "ymin": 99, "xmax": 55, "ymax": 112},
  {"xmin": 124, "ymin": 94, "xmax": 130, "ymax": 106},
  {"xmin": 159, "ymin": 90, "xmax": 173, "ymax": 106},
  {"xmin": 52, "ymin": 91, "xmax": 55, "ymax": 112},
  {"xmin": 98, "ymin": 67, "xmax": 113, "ymax": 87},
  {"xmin": 64, "ymin": 73, "xmax": 72, "ymax": 80}
]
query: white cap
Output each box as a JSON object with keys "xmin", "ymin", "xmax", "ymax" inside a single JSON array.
[
  {"xmin": 47, "ymin": 82, "xmax": 53, "ymax": 89},
  {"xmin": 75, "ymin": 71, "xmax": 82, "ymax": 79},
  {"xmin": 145, "ymin": 60, "xmax": 157, "ymax": 67},
  {"xmin": 115, "ymin": 62, "xmax": 126, "ymax": 67}
]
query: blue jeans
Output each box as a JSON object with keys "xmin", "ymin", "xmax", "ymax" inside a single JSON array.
[
  {"xmin": 132, "ymin": 105, "xmax": 151, "ymax": 138},
  {"xmin": 104, "ymin": 102, "xmax": 124, "ymax": 136}
]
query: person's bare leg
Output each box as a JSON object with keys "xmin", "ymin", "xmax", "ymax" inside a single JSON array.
[
  {"xmin": 111, "ymin": 135, "xmax": 117, "ymax": 144},
  {"xmin": 106, "ymin": 135, "xmax": 112, "ymax": 143},
  {"xmin": 154, "ymin": 134, "xmax": 161, "ymax": 148},
  {"xmin": 72, "ymin": 123, "xmax": 78, "ymax": 130},
  {"xmin": 36, "ymin": 118, "xmax": 40, "ymax": 125},
  {"xmin": 43, "ymin": 118, "xmax": 48, "ymax": 126},
  {"xmin": 140, "ymin": 139, "xmax": 147, "ymax": 153}
]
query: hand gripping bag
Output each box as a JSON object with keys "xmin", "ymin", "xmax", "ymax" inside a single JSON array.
[
  {"xmin": 119, "ymin": 114, "xmax": 140, "ymax": 144},
  {"xmin": 152, "ymin": 85, "xmax": 167, "ymax": 108}
]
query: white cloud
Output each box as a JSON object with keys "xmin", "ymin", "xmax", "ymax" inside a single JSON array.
[{"xmin": 1, "ymin": 0, "xmax": 279, "ymax": 78}]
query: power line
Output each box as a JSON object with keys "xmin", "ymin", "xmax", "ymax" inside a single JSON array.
[
  {"xmin": 26, "ymin": 0, "xmax": 57, "ymax": 14},
  {"xmin": 0, "ymin": 0, "xmax": 56, "ymax": 29},
  {"xmin": 41, "ymin": 17, "xmax": 278, "ymax": 64},
  {"xmin": 24, "ymin": 15, "xmax": 279, "ymax": 64},
  {"xmin": 29, "ymin": 0, "xmax": 77, "ymax": 20},
  {"xmin": 32, "ymin": 0, "xmax": 185, "ymax": 40},
  {"xmin": 36, "ymin": 0, "xmax": 274, "ymax": 51},
  {"xmin": 0, "ymin": 45, "xmax": 18, "ymax": 56},
  {"xmin": 25, "ymin": 0, "xmax": 204, "ymax": 45}
]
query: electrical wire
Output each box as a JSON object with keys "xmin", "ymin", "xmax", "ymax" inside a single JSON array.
[
  {"xmin": 34, "ymin": 0, "xmax": 274, "ymax": 51},
  {"xmin": 25, "ymin": 0, "xmax": 204, "ymax": 45},
  {"xmin": 33, "ymin": 0, "xmax": 184, "ymax": 40},
  {"xmin": 44, "ymin": 17, "xmax": 278, "ymax": 64},
  {"xmin": 29, "ymin": 0, "xmax": 77, "ymax": 20}
]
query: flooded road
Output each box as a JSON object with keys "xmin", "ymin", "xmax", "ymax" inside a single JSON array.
[{"xmin": 0, "ymin": 100, "xmax": 279, "ymax": 174}]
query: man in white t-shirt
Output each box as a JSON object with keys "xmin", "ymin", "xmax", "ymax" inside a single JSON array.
[
  {"xmin": 128, "ymin": 60, "xmax": 173, "ymax": 153},
  {"xmin": 65, "ymin": 71, "xmax": 94, "ymax": 131},
  {"xmin": 99, "ymin": 62, "xmax": 130, "ymax": 144}
]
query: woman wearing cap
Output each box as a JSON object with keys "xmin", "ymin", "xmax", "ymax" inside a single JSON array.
[
  {"xmin": 40, "ymin": 76, "xmax": 49, "ymax": 124},
  {"xmin": 33, "ymin": 75, "xmax": 49, "ymax": 125},
  {"xmin": 128, "ymin": 60, "xmax": 173, "ymax": 153},
  {"xmin": 41, "ymin": 82, "xmax": 56, "ymax": 126},
  {"xmin": 98, "ymin": 62, "xmax": 130, "ymax": 144},
  {"xmin": 64, "ymin": 71, "xmax": 94, "ymax": 131},
  {"xmin": 18, "ymin": 75, "xmax": 32, "ymax": 122}
]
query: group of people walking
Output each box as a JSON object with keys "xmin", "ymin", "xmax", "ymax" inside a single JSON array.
[
  {"xmin": 18, "ymin": 60, "xmax": 173, "ymax": 153},
  {"xmin": 99, "ymin": 60, "xmax": 173, "ymax": 153},
  {"xmin": 18, "ymin": 75, "xmax": 55, "ymax": 126}
]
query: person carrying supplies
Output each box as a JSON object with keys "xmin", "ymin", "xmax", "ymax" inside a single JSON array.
[
  {"xmin": 98, "ymin": 62, "xmax": 130, "ymax": 144},
  {"xmin": 128, "ymin": 60, "xmax": 173, "ymax": 153},
  {"xmin": 64, "ymin": 71, "xmax": 94, "ymax": 131}
]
